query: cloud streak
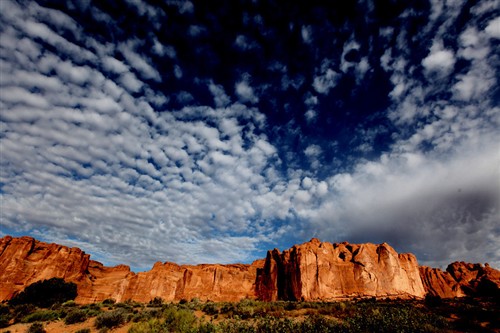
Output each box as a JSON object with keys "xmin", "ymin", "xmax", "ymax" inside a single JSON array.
[{"xmin": 1, "ymin": 0, "xmax": 498, "ymax": 270}]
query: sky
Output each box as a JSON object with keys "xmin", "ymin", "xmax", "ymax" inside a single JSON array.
[{"xmin": 0, "ymin": 0, "xmax": 499, "ymax": 271}]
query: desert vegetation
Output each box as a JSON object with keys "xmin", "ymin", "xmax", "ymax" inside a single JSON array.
[{"xmin": 1, "ymin": 294, "xmax": 499, "ymax": 332}]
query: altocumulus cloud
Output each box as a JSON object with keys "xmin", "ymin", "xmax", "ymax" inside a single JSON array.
[{"xmin": 0, "ymin": 0, "xmax": 499, "ymax": 270}]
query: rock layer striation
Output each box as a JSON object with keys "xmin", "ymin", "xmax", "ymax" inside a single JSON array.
[{"xmin": 1, "ymin": 236, "xmax": 498, "ymax": 303}]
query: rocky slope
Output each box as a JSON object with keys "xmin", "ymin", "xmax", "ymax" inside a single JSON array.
[
  {"xmin": 1, "ymin": 236, "xmax": 498, "ymax": 303},
  {"xmin": 420, "ymin": 262, "xmax": 500, "ymax": 298}
]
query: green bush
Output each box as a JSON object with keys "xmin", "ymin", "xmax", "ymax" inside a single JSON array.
[
  {"xmin": 26, "ymin": 322, "xmax": 46, "ymax": 333},
  {"xmin": 22, "ymin": 309, "xmax": 60, "ymax": 323},
  {"xmin": 9, "ymin": 278, "xmax": 77, "ymax": 308},
  {"xmin": 347, "ymin": 304, "xmax": 447, "ymax": 332},
  {"xmin": 202, "ymin": 302, "xmax": 219, "ymax": 315},
  {"xmin": 64, "ymin": 309, "xmax": 87, "ymax": 324},
  {"xmin": 128, "ymin": 318, "xmax": 165, "ymax": 333},
  {"xmin": 61, "ymin": 300, "xmax": 77, "ymax": 308},
  {"xmin": 94, "ymin": 309, "xmax": 127, "ymax": 329},
  {"xmin": 162, "ymin": 306, "xmax": 197, "ymax": 333}
]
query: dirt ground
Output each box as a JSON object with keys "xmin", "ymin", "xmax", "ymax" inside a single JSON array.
[{"xmin": 1, "ymin": 318, "xmax": 133, "ymax": 333}]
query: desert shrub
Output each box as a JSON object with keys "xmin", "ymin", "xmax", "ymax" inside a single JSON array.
[
  {"xmin": 12, "ymin": 304, "xmax": 36, "ymax": 323},
  {"xmin": 197, "ymin": 321, "xmax": 218, "ymax": 333},
  {"xmin": 128, "ymin": 318, "xmax": 165, "ymax": 333},
  {"xmin": 131, "ymin": 308, "xmax": 163, "ymax": 322},
  {"xmin": 299, "ymin": 315, "xmax": 349, "ymax": 333},
  {"xmin": 75, "ymin": 329, "xmax": 91, "ymax": 333},
  {"xmin": 217, "ymin": 319, "xmax": 256, "ymax": 333},
  {"xmin": 102, "ymin": 298, "xmax": 116, "ymax": 306},
  {"xmin": 202, "ymin": 302, "xmax": 219, "ymax": 315},
  {"xmin": 94, "ymin": 309, "xmax": 127, "ymax": 329},
  {"xmin": 347, "ymin": 304, "xmax": 447, "ymax": 332},
  {"xmin": 425, "ymin": 293, "xmax": 443, "ymax": 307},
  {"xmin": 9, "ymin": 278, "xmax": 77, "ymax": 308},
  {"xmin": 61, "ymin": 300, "xmax": 77, "ymax": 308},
  {"xmin": 162, "ymin": 306, "xmax": 197, "ymax": 333},
  {"xmin": 65, "ymin": 309, "xmax": 87, "ymax": 324},
  {"xmin": 115, "ymin": 302, "xmax": 133, "ymax": 311},
  {"xmin": 0, "ymin": 304, "xmax": 12, "ymax": 328},
  {"xmin": 0, "ymin": 315, "xmax": 11, "ymax": 328},
  {"xmin": 80, "ymin": 303, "xmax": 102, "ymax": 317},
  {"xmin": 148, "ymin": 297, "xmax": 164, "ymax": 307},
  {"xmin": 22, "ymin": 309, "xmax": 60, "ymax": 323},
  {"xmin": 26, "ymin": 322, "xmax": 46, "ymax": 333}
]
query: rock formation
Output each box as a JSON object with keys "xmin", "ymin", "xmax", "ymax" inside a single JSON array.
[
  {"xmin": 0, "ymin": 236, "xmax": 91, "ymax": 301},
  {"xmin": 256, "ymin": 238, "xmax": 426, "ymax": 301},
  {"xmin": 1, "ymin": 236, "xmax": 498, "ymax": 304},
  {"xmin": 0, "ymin": 236, "xmax": 263, "ymax": 303},
  {"xmin": 420, "ymin": 262, "xmax": 500, "ymax": 298}
]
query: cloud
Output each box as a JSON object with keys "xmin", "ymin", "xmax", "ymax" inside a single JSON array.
[
  {"xmin": 304, "ymin": 110, "xmax": 317, "ymax": 123},
  {"xmin": 0, "ymin": 1, "xmax": 295, "ymax": 269},
  {"xmin": 119, "ymin": 41, "xmax": 161, "ymax": 82},
  {"xmin": 421, "ymin": 42, "xmax": 456, "ymax": 75},
  {"xmin": 301, "ymin": 25, "xmax": 312, "ymax": 43},
  {"xmin": 235, "ymin": 76, "xmax": 259, "ymax": 104},
  {"xmin": 485, "ymin": 16, "xmax": 500, "ymax": 39},
  {"xmin": 312, "ymin": 68, "xmax": 339, "ymax": 94},
  {"xmin": 208, "ymin": 81, "xmax": 231, "ymax": 108},
  {"xmin": 1, "ymin": 0, "xmax": 498, "ymax": 272},
  {"xmin": 299, "ymin": 141, "xmax": 500, "ymax": 268}
]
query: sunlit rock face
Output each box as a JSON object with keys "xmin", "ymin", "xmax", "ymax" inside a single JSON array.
[
  {"xmin": 256, "ymin": 238, "xmax": 426, "ymax": 301},
  {"xmin": 420, "ymin": 262, "xmax": 500, "ymax": 298},
  {"xmin": 0, "ymin": 236, "xmax": 263, "ymax": 303},
  {"xmin": 1, "ymin": 236, "xmax": 498, "ymax": 303},
  {"xmin": 0, "ymin": 236, "xmax": 91, "ymax": 301}
]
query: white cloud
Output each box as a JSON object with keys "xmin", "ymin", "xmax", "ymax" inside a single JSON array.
[
  {"xmin": 312, "ymin": 68, "xmax": 339, "ymax": 94},
  {"xmin": 119, "ymin": 41, "xmax": 161, "ymax": 82},
  {"xmin": 485, "ymin": 16, "xmax": 500, "ymax": 39},
  {"xmin": 235, "ymin": 77, "xmax": 259, "ymax": 104},
  {"xmin": 422, "ymin": 44, "xmax": 455, "ymax": 74},
  {"xmin": 208, "ymin": 81, "xmax": 231, "ymax": 107},
  {"xmin": 304, "ymin": 109, "xmax": 317, "ymax": 123},
  {"xmin": 0, "ymin": 1, "xmax": 292, "ymax": 269},
  {"xmin": 301, "ymin": 25, "xmax": 312, "ymax": 43}
]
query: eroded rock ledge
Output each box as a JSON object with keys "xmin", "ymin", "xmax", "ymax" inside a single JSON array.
[{"xmin": 1, "ymin": 236, "xmax": 498, "ymax": 303}]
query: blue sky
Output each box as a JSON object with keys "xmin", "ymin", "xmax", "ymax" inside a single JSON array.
[{"xmin": 0, "ymin": 0, "xmax": 499, "ymax": 271}]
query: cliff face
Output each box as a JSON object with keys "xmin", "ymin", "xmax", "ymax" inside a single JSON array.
[
  {"xmin": 78, "ymin": 260, "xmax": 265, "ymax": 303},
  {"xmin": 0, "ymin": 236, "xmax": 91, "ymax": 301},
  {"xmin": 0, "ymin": 236, "xmax": 263, "ymax": 303},
  {"xmin": 420, "ymin": 262, "xmax": 500, "ymax": 298},
  {"xmin": 256, "ymin": 238, "xmax": 426, "ymax": 301},
  {"xmin": 1, "ymin": 236, "xmax": 498, "ymax": 304}
]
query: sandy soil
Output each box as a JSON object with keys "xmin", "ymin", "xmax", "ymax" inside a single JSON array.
[{"xmin": 1, "ymin": 318, "xmax": 132, "ymax": 333}]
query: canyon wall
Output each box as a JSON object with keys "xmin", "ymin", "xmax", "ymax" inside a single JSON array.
[
  {"xmin": 0, "ymin": 236, "xmax": 262, "ymax": 303},
  {"xmin": 255, "ymin": 238, "xmax": 426, "ymax": 300},
  {"xmin": 420, "ymin": 261, "xmax": 500, "ymax": 298},
  {"xmin": 1, "ymin": 236, "xmax": 498, "ymax": 303}
]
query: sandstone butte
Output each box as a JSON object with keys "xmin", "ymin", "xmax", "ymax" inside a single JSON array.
[{"xmin": 1, "ymin": 236, "xmax": 498, "ymax": 304}]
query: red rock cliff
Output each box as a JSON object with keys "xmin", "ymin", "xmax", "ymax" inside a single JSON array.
[
  {"xmin": 256, "ymin": 238, "xmax": 426, "ymax": 300},
  {"xmin": 0, "ymin": 236, "xmax": 263, "ymax": 303},
  {"xmin": 0, "ymin": 236, "xmax": 91, "ymax": 301},
  {"xmin": 420, "ymin": 262, "xmax": 500, "ymax": 298},
  {"xmin": 1, "ymin": 236, "xmax": 498, "ymax": 303}
]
